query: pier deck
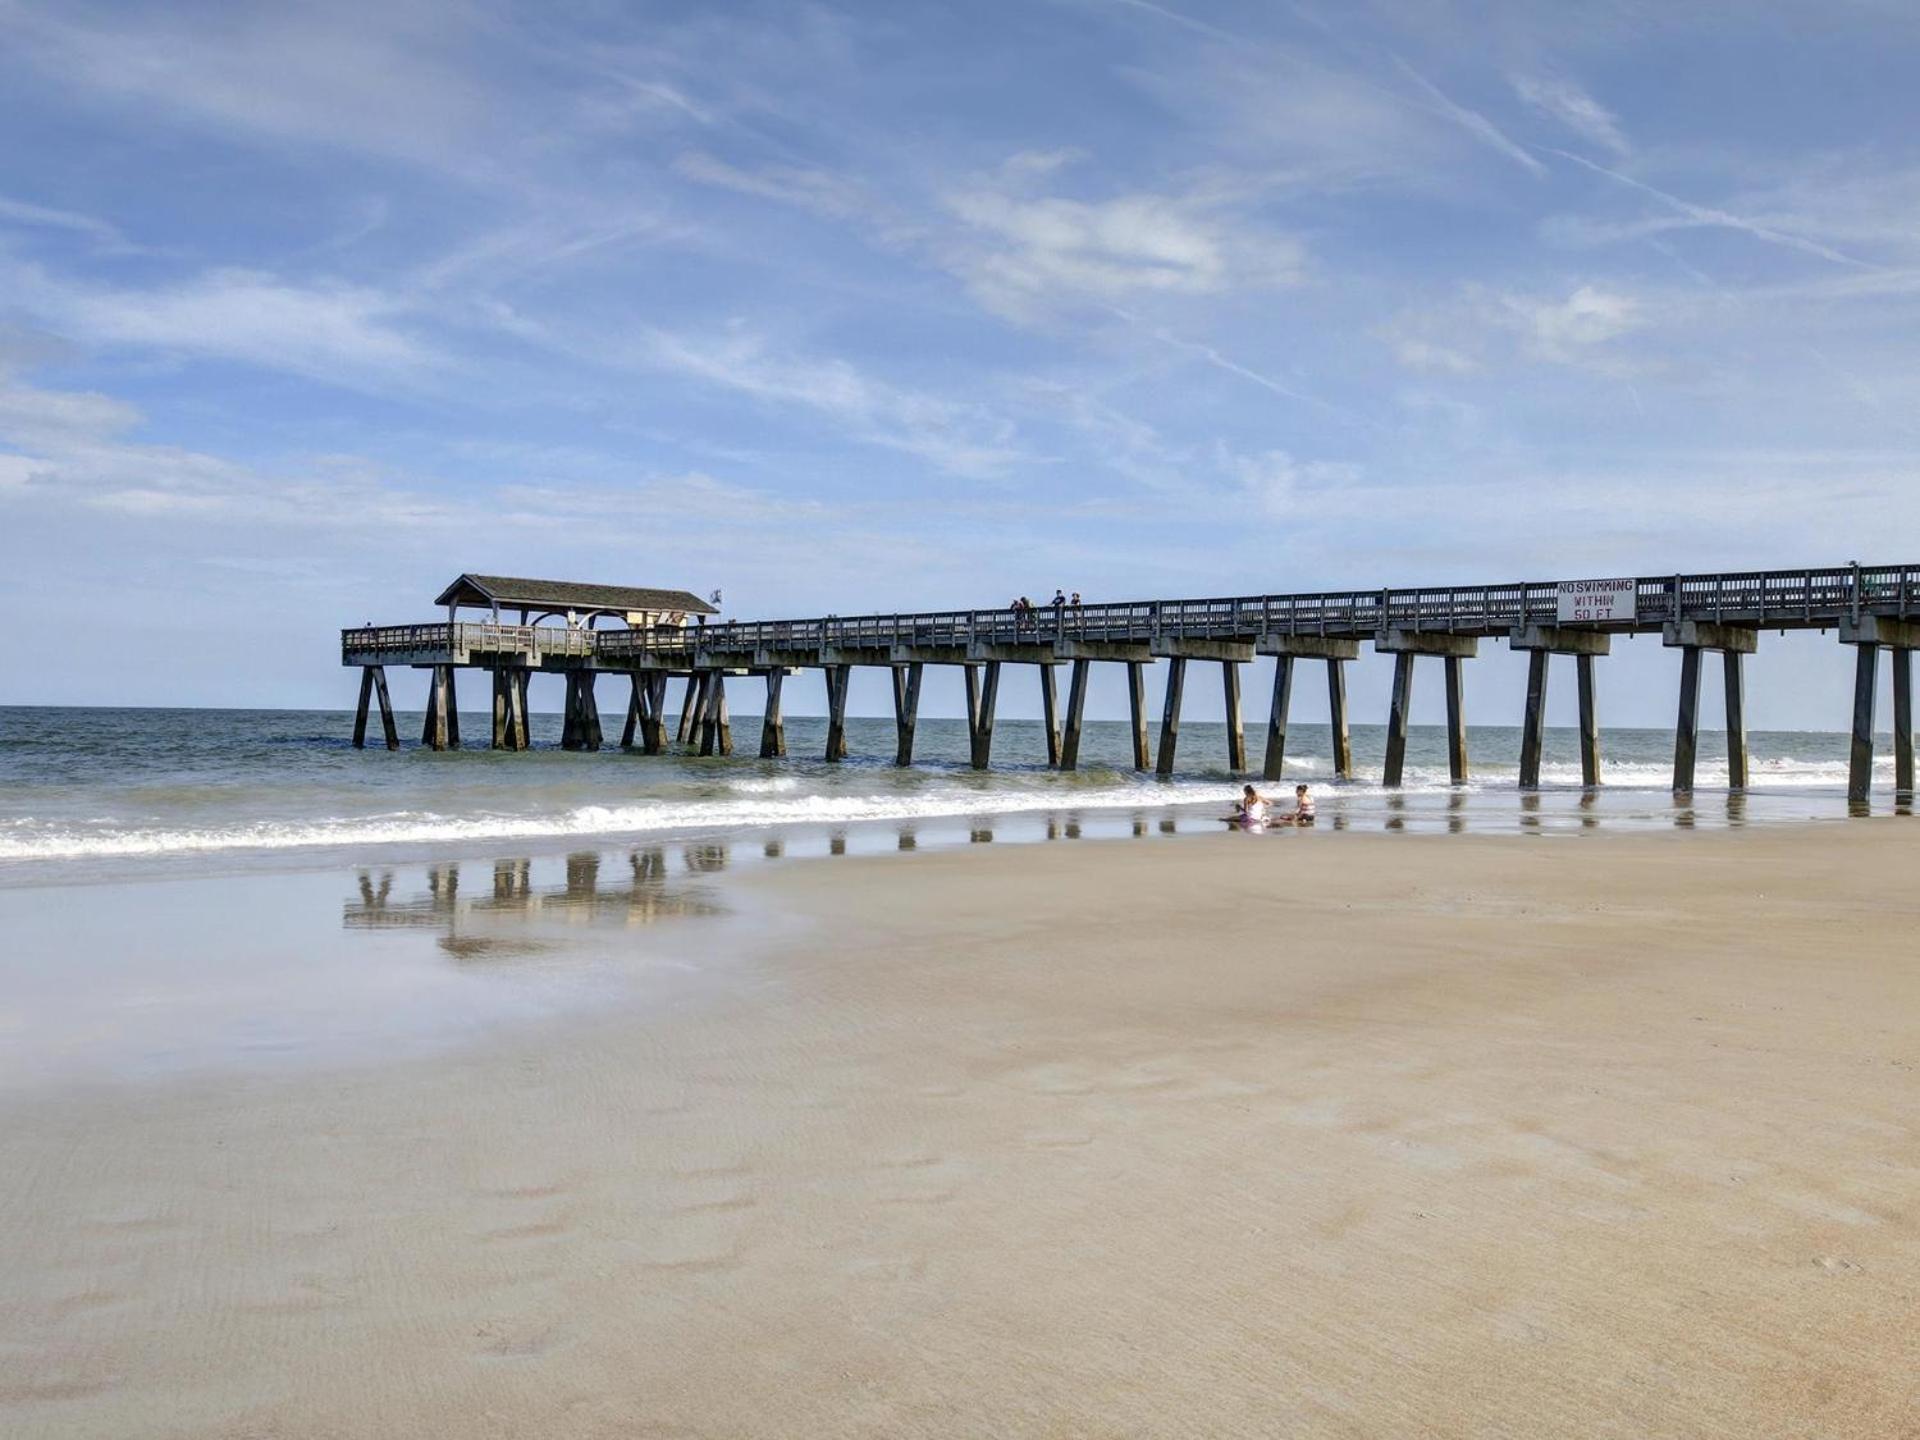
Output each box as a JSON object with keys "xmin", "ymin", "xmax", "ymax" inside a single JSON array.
[{"xmin": 343, "ymin": 563, "xmax": 1920, "ymax": 803}]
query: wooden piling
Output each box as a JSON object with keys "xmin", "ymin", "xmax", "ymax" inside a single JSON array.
[
  {"xmin": 371, "ymin": 666, "xmax": 399, "ymax": 750},
  {"xmin": 423, "ymin": 664, "xmax": 457, "ymax": 751},
  {"xmin": 825, "ymin": 664, "xmax": 851, "ymax": 762},
  {"xmin": 968, "ymin": 661, "xmax": 1000, "ymax": 770},
  {"xmin": 644, "ymin": 674, "xmax": 667, "ymax": 754},
  {"xmin": 446, "ymin": 668, "xmax": 460, "ymax": 749},
  {"xmin": 1519, "ymin": 649, "xmax": 1549, "ymax": 790},
  {"xmin": 494, "ymin": 668, "xmax": 514, "ymax": 750},
  {"xmin": 560, "ymin": 673, "xmax": 580, "ymax": 751},
  {"xmin": 702, "ymin": 674, "xmax": 732, "ymax": 756},
  {"xmin": 579, "ymin": 673, "xmax": 601, "ymax": 752},
  {"xmin": 1894, "ymin": 647, "xmax": 1914, "ymax": 797},
  {"xmin": 1040, "ymin": 664, "xmax": 1062, "ymax": 767},
  {"xmin": 1722, "ymin": 649, "xmax": 1748, "ymax": 790},
  {"xmin": 892, "ymin": 662, "xmax": 922, "ymax": 766},
  {"xmin": 1673, "ymin": 646, "xmax": 1703, "ymax": 795},
  {"xmin": 1222, "ymin": 660, "xmax": 1246, "ymax": 772},
  {"xmin": 676, "ymin": 675, "xmax": 700, "ymax": 744},
  {"xmin": 1262, "ymin": 656, "xmax": 1293, "ymax": 782},
  {"xmin": 1576, "ymin": 653, "xmax": 1600, "ymax": 788},
  {"xmin": 1444, "ymin": 654, "xmax": 1468, "ymax": 785},
  {"xmin": 1848, "ymin": 642, "xmax": 1878, "ymax": 804},
  {"xmin": 1060, "ymin": 659, "xmax": 1090, "ymax": 770},
  {"xmin": 510, "ymin": 671, "xmax": 529, "ymax": 751},
  {"xmin": 1126, "ymin": 661, "xmax": 1150, "ymax": 771},
  {"xmin": 354, "ymin": 668, "xmax": 375, "ymax": 749},
  {"xmin": 1326, "ymin": 659, "xmax": 1352, "ymax": 780},
  {"xmin": 761, "ymin": 669, "xmax": 788, "ymax": 759},
  {"xmin": 1155, "ymin": 656, "xmax": 1186, "ymax": 776},
  {"xmin": 621, "ymin": 675, "xmax": 643, "ymax": 749},
  {"xmin": 1383, "ymin": 651, "xmax": 1415, "ymax": 788}
]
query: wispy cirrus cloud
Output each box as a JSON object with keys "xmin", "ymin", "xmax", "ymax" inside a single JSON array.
[{"xmin": 1511, "ymin": 73, "xmax": 1629, "ymax": 157}]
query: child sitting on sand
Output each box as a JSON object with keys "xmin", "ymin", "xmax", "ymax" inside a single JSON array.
[{"xmin": 1226, "ymin": 784, "xmax": 1269, "ymax": 827}]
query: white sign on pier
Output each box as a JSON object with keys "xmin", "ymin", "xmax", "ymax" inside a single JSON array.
[{"xmin": 1556, "ymin": 578, "xmax": 1636, "ymax": 624}]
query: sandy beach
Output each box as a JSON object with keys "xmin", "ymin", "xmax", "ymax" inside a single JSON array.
[{"xmin": 4, "ymin": 821, "xmax": 1918, "ymax": 1437}]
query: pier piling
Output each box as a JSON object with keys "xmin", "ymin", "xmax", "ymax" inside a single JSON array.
[
  {"xmin": 966, "ymin": 661, "xmax": 1001, "ymax": 770},
  {"xmin": 1673, "ymin": 646, "xmax": 1702, "ymax": 795},
  {"xmin": 1327, "ymin": 660, "xmax": 1352, "ymax": 781},
  {"xmin": 1723, "ymin": 651, "xmax": 1749, "ymax": 790},
  {"xmin": 1444, "ymin": 655, "xmax": 1468, "ymax": 785},
  {"xmin": 1126, "ymin": 662, "xmax": 1150, "ymax": 771},
  {"xmin": 422, "ymin": 664, "xmax": 459, "ymax": 751},
  {"xmin": 825, "ymin": 664, "xmax": 851, "ymax": 762},
  {"xmin": 1060, "ymin": 659, "xmax": 1090, "ymax": 770},
  {"xmin": 1519, "ymin": 650, "xmax": 1549, "ymax": 790},
  {"xmin": 1576, "ymin": 654, "xmax": 1600, "ymax": 788},
  {"xmin": 1040, "ymin": 665, "xmax": 1062, "ymax": 767},
  {"xmin": 1895, "ymin": 648, "xmax": 1914, "ymax": 798},
  {"xmin": 1849, "ymin": 643, "xmax": 1878, "ymax": 804},
  {"xmin": 1222, "ymin": 661, "xmax": 1246, "ymax": 773},
  {"xmin": 892, "ymin": 663, "xmax": 922, "ymax": 766},
  {"xmin": 354, "ymin": 666, "xmax": 400, "ymax": 750},
  {"xmin": 1263, "ymin": 656, "xmax": 1294, "ymax": 782},
  {"xmin": 1155, "ymin": 657, "xmax": 1187, "ymax": 776},
  {"xmin": 675, "ymin": 676, "xmax": 700, "ymax": 745},
  {"xmin": 761, "ymin": 670, "xmax": 787, "ymax": 759},
  {"xmin": 1384, "ymin": 652, "xmax": 1415, "ymax": 788}
]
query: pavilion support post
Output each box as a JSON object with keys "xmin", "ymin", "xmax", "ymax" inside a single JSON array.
[
  {"xmin": 560, "ymin": 673, "xmax": 580, "ymax": 751},
  {"xmin": 423, "ymin": 665, "xmax": 456, "ymax": 752},
  {"xmin": 1894, "ymin": 647, "xmax": 1914, "ymax": 798},
  {"xmin": 1326, "ymin": 659, "xmax": 1352, "ymax": 780},
  {"xmin": 1444, "ymin": 655, "xmax": 1468, "ymax": 785},
  {"xmin": 700, "ymin": 674, "xmax": 731, "ymax": 757},
  {"xmin": 1126, "ymin": 662, "xmax": 1151, "ymax": 771},
  {"xmin": 1060, "ymin": 659, "xmax": 1090, "ymax": 771},
  {"xmin": 1723, "ymin": 649, "xmax": 1749, "ymax": 791},
  {"xmin": 1383, "ymin": 652, "xmax": 1415, "ymax": 788},
  {"xmin": 1519, "ymin": 650, "xmax": 1549, "ymax": 790},
  {"xmin": 1262, "ymin": 656, "xmax": 1294, "ymax": 782},
  {"xmin": 1673, "ymin": 646, "xmax": 1703, "ymax": 795},
  {"xmin": 494, "ymin": 668, "xmax": 514, "ymax": 750},
  {"xmin": 676, "ymin": 676, "xmax": 700, "ymax": 744},
  {"xmin": 1155, "ymin": 656, "xmax": 1186, "ymax": 776},
  {"xmin": 892, "ymin": 663, "xmax": 922, "ymax": 767},
  {"xmin": 968, "ymin": 661, "xmax": 1001, "ymax": 770},
  {"xmin": 1040, "ymin": 664, "xmax": 1061, "ymax": 767},
  {"xmin": 1849, "ymin": 643, "xmax": 1879, "ymax": 805},
  {"xmin": 696, "ymin": 675, "xmax": 716, "ymax": 755},
  {"xmin": 644, "ymin": 674, "xmax": 668, "ymax": 754},
  {"xmin": 579, "ymin": 673, "xmax": 600, "ymax": 752},
  {"xmin": 621, "ymin": 675, "xmax": 642, "ymax": 749},
  {"xmin": 1576, "ymin": 654, "xmax": 1600, "ymax": 788},
  {"xmin": 1222, "ymin": 660, "xmax": 1246, "ymax": 772},
  {"xmin": 445, "ymin": 668, "xmax": 460, "ymax": 749},
  {"xmin": 354, "ymin": 668, "xmax": 375, "ymax": 749},
  {"xmin": 761, "ymin": 670, "xmax": 788, "ymax": 759},
  {"xmin": 825, "ymin": 664, "xmax": 851, "ymax": 762},
  {"xmin": 510, "ymin": 671, "xmax": 529, "ymax": 751},
  {"xmin": 370, "ymin": 665, "xmax": 399, "ymax": 751}
]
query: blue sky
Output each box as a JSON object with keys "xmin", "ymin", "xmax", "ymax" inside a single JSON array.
[{"xmin": 0, "ymin": 0, "xmax": 1915, "ymax": 726}]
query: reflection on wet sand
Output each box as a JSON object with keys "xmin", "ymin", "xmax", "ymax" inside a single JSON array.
[
  {"xmin": 1449, "ymin": 790, "xmax": 1468, "ymax": 834},
  {"xmin": 346, "ymin": 847, "xmax": 722, "ymax": 956}
]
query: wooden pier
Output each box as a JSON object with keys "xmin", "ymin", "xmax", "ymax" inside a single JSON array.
[{"xmin": 344, "ymin": 565, "xmax": 1920, "ymax": 804}]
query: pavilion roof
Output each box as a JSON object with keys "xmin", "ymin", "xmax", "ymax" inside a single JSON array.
[{"xmin": 434, "ymin": 573, "xmax": 716, "ymax": 616}]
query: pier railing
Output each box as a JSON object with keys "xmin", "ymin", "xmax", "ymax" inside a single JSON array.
[{"xmin": 345, "ymin": 563, "xmax": 1920, "ymax": 667}]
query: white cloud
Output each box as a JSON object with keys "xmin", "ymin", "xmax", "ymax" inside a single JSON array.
[
  {"xmin": 1219, "ymin": 446, "xmax": 1365, "ymax": 519},
  {"xmin": 641, "ymin": 326, "xmax": 1028, "ymax": 478},
  {"xmin": 1511, "ymin": 74, "xmax": 1628, "ymax": 157},
  {"xmin": 0, "ymin": 192, "xmax": 127, "ymax": 247},
  {"xmin": 939, "ymin": 169, "xmax": 1305, "ymax": 321},
  {"xmin": 1391, "ymin": 57, "xmax": 1546, "ymax": 178},
  {"xmin": 2, "ymin": 261, "xmax": 435, "ymax": 386},
  {"xmin": 1385, "ymin": 283, "xmax": 1643, "ymax": 374}
]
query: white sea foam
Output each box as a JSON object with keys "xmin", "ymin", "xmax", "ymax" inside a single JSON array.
[{"xmin": 0, "ymin": 780, "xmax": 1230, "ymax": 861}]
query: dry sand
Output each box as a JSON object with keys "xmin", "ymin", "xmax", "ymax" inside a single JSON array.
[{"xmin": 4, "ymin": 822, "xmax": 1918, "ymax": 1437}]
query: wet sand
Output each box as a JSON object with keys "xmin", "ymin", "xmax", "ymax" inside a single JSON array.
[{"xmin": 4, "ymin": 822, "xmax": 1918, "ymax": 1437}]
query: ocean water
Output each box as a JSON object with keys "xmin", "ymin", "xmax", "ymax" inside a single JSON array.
[{"xmin": 0, "ymin": 705, "xmax": 1904, "ymax": 884}]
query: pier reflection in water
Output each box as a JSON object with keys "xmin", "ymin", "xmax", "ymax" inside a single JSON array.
[{"xmin": 345, "ymin": 845, "xmax": 723, "ymax": 957}]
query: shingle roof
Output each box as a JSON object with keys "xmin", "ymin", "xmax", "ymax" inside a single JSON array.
[{"xmin": 435, "ymin": 574, "xmax": 717, "ymax": 615}]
